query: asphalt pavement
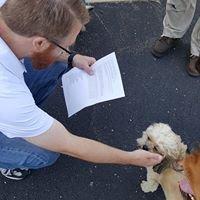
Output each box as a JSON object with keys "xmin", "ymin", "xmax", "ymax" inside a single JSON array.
[{"xmin": 1, "ymin": 0, "xmax": 200, "ymax": 199}]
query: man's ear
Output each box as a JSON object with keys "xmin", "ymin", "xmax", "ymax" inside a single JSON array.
[{"xmin": 32, "ymin": 37, "xmax": 51, "ymax": 52}]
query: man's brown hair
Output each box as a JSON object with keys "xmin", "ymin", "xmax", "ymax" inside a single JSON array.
[{"xmin": 0, "ymin": 0, "xmax": 89, "ymax": 42}]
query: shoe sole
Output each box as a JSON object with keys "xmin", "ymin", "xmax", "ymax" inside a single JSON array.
[
  {"xmin": 151, "ymin": 49, "xmax": 166, "ymax": 58},
  {"xmin": 187, "ymin": 68, "xmax": 200, "ymax": 77},
  {"xmin": 0, "ymin": 169, "xmax": 31, "ymax": 181},
  {"xmin": 1, "ymin": 174, "xmax": 24, "ymax": 180}
]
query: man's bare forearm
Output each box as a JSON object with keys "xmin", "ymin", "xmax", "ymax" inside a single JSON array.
[
  {"xmin": 25, "ymin": 120, "xmax": 132, "ymax": 164},
  {"xmin": 62, "ymin": 134, "xmax": 132, "ymax": 165},
  {"xmin": 25, "ymin": 120, "xmax": 162, "ymax": 167}
]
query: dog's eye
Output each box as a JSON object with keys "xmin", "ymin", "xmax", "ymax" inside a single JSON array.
[{"xmin": 147, "ymin": 136, "xmax": 151, "ymax": 141}]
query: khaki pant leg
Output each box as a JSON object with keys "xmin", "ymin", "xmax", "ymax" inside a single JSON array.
[
  {"xmin": 162, "ymin": 0, "xmax": 196, "ymax": 38},
  {"xmin": 191, "ymin": 18, "xmax": 200, "ymax": 56}
]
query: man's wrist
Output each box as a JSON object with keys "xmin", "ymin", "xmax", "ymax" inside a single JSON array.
[
  {"xmin": 68, "ymin": 53, "xmax": 77, "ymax": 68},
  {"xmin": 125, "ymin": 151, "xmax": 140, "ymax": 166},
  {"xmin": 116, "ymin": 151, "xmax": 133, "ymax": 165}
]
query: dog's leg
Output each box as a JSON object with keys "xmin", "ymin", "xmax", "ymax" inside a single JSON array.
[{"xmin": 141, "ymin": 167, "xmax": 160, "ymax": 192}]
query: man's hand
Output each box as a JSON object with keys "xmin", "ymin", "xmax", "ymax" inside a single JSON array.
[
  {"xmin": 73, "ymin": 54, "xmax": 96, "ymax": 75},
  {"xmin": 130, "ymin": 150, "xmax": 163, "ymax": 167}
]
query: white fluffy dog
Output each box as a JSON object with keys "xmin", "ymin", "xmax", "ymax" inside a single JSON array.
[{"xmin": 137, "ymin": 123, "xmax": 187, "ymax": 200}]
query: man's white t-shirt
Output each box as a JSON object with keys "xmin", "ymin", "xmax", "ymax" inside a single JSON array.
[
  {"xmin": 0, "ymin": 38, "xmax": 54, "ymax": 138},
  {"xmin": 0, "ymin": 0, "xmax": 6, "ymax": 7}
]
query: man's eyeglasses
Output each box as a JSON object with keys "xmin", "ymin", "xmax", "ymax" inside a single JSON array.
[{"xmin": 50, "ymin": 40, "xmax": 75, "ymax": 55}]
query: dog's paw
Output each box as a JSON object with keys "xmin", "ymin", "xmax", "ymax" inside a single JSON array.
[{"xmin": 141, "ymin": 180, "xmax": 159, "ymax": 193}]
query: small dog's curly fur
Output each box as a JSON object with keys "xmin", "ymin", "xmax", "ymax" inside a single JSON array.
[{"xmin": 137, "ymin": 123, "xmax": 187, "ymax": 200}]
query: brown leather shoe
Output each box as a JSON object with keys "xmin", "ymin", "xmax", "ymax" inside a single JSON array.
[
  {"xmin": 187, "ymin": 55, "xmax": 200, "ymax": 77},
  {"xmin": 151, "ymin": 36, "xmax": 180, "ymax": 58}
]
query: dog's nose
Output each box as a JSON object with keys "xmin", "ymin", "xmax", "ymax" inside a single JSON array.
[{"xmin": 142, "ymin": 145, "xmax": 149, "ymax": 151}]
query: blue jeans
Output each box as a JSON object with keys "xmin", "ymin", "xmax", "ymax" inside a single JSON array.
[{"xmin": 0, "ymin": 58, "xmax": 69, "ymax": 169}]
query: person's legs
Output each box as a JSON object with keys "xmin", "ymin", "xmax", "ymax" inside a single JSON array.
[
  {"xmin": 152, "ymin": 0, "xmax": 197, "ymax": 57},
  {"xmin": 191, "ymin": 18, "xmax": 200, "ymax": 57},
  {"xmin": 0, "ymin": 59, "xmax": 69, "ymax": 179},
  {"xmin": 0, "ymin": 132, "xmax": 60, "ymax": 170},
  {"xmin": 163, "ymin": 0, "xmax": 196, "ymax": 38},
  {"xmin": 187, "ymin": 18, "xmax": 200, "ymax": 76},
  {"xmin": 0, "ymin": 131, "xmax": 60, "ymax": 180}
]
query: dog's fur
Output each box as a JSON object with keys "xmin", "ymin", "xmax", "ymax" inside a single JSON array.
[
  {"xmin": 137, "ymin": 123, "xmax": 187, "ymax": 200},
  {"xmin": 183, "ymin": 147, "xmax": 200, "ymax": 200}
]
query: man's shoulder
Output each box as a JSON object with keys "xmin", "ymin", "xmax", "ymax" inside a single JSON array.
[
  {"xmin": 0, "ymin": 63, "xmax": 34, "ymax": 109},
  {"xmin": 0, "ymin": 38, "xmax": 26, "ymax": 79},
  {"xmin": 0, "ymin": 63, "xmax": 26, "ymax": 90}
]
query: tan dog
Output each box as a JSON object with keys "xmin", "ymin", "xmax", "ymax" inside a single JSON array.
[
  {"xmin": 137, "ymin": 123, "xmax": 187, "ymax": 200},
  {"xmin": 181, "ymin": 146, "xmax": 200, "ymax": 200}
]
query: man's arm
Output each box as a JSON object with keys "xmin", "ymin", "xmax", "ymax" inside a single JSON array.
[{"xmin": 24, "ymin": 120, "xmax": 163, "ymax": 167}]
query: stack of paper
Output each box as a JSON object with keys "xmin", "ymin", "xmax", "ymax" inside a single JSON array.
[{"xmin": 62, "ymin": 52, "xmax": 125, "ymax": 117}]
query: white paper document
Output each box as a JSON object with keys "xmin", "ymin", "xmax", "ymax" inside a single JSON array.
[{"xmin": 62, "ymin": 52, "xmax": 125, "ymax": 117}]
